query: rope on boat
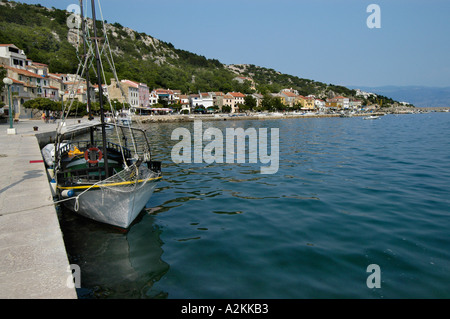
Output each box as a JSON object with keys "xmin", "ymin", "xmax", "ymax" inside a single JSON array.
[
  {"xmin": 1, "ymin": 165, "xmax": 155, "ymax": 216},
  {"xmin": 0, "ymin": 195, "xmax": 82, "ymax": 216}
]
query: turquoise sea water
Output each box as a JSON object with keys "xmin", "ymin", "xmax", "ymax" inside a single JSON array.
[{"xmin": 59, "ymin": 112, "xmax": 450, "ymax": 299}]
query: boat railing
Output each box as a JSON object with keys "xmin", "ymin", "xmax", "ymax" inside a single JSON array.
[
  {"xmin": 57, "ymin": 140, "xmax": 133, "ymax": 159},
  {"xmin": 56, "ymin": 165, "xmax": 119, "ymax": 184}
]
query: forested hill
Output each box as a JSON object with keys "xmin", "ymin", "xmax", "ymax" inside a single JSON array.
[{"xmin": 0, "ymin": 1, "xmax": 398, "ymax": 105}]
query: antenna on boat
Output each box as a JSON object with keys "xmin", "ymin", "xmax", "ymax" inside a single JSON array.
[{"xmin": 91, "ymin": 0, "xmax": 109, "ymax": 178}]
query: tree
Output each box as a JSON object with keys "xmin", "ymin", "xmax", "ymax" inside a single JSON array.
[
  {"xmin": 23, "ymin": 98, "xmax": 58, "ymax": 111},
  {"xmin": 244, "ymin": 95, "xmax": 257, "ymax": 110},
  {"xmin": 261, "ymin": 94, "xmax": 274, "ymax": 111},
  {"xmin": 222, "ymin": 105, "xmax": 231, "ymax": 113},
  {"xmin": 236, "ymin": 103, "xmax": 249, "ymax": 113},
  {"xmin": 171, "ymin": 103, "xmax": 182, "ymax": 113},
  {"xmin": 272, "ymin": 97, "xmax": 284, "ymax": 111}
]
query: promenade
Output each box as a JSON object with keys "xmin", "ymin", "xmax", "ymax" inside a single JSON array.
[{"xmin": 0, "ymin": 118, "xmax": 77, "ymax": 299}]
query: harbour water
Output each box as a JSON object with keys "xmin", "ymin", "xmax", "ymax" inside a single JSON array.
[{"xmin": 58, "ymin": 112, "xmax": 450, "ymax": 299}]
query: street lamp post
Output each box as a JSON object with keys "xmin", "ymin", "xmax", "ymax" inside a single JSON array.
[{"xmin": 3, "ymin": 77, "xmax": 16, "ymax": 135}]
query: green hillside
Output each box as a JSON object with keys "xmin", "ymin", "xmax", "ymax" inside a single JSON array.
[{"xmin": 0, "ymin": 0, "xmax": 399, "ymax": 106}]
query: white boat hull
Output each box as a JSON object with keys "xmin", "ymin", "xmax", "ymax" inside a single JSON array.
[{"xmin": 61, "ymin": 173, "xmax": 160, "ymax": 228}]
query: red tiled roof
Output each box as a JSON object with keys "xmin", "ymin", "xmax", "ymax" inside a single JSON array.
[
  {"xmin": 121, "ymin": 80, "xmax": 139, "ymax": 88},
  {"xmin": 9, "ymin": 78, "xmax": 24, "ymax": 85},
  {"xmin": 30, "ymin": 62, "xmax": 48, "ymax": 67},
  {"xmin": 228, "ymin": 92, "xmax": 245, "ymax": 98},
  {"xmin": 282, "ymin": 91, "xmax": 297, "ymax": 97},
  {"xmin": 4, "ymin": 65, "xmax": 43, "ymax": 78}
]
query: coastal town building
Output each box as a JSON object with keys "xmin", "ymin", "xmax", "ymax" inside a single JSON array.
[
  {"xmin": 171, "ymin": 90, "xmax": 182, "ymax": 104},
  {"xmin": 108, "ymin": 78, "xmax": 139, "ymax": 107},
  {"xmin": 138, "ymin": 82, "xmax": 150, "ymax": 107},
  {"xmin": 224, "ymin": 92, "xmax": 246, "ymax": 113},
  {"xmin": 349, "ymin": 99, "xmax": 362, "ymax": 109},
  {"xmin": 0, "ymin": 44, "xmax": 29, "ymax": 69},
  {"xmin": 327, "ymin": 96, "xmax": 350, "ymax": 109},
  {"xmin": 251, "ymin": 93, "xmax": 264, "ymax": 108},
  {"xmin": 154, "ymin": 88, "xmax": 176, "ymax": 105},
  {"xmin": 121, "ymin": 80, "xmax": 139, "ymax": 108},
  {"xmin": 281, "ymin": 88, "xmax": 299, "ymax": 96},
  {"xmin": 189, "ymin": 92, "xmax": 214, "ymax": 111},
  {"xmin": 315, "ymin": 99, "xmax": 326, "ymax": 110},
  {"xmin": 148, "ymin": 90, "xmax": 159, "ymax": 106},
  {"xmin": 296, "ymin": 95, "xmax": 315, "ymax": 110},
  {"xmin": 178, "ymin": 94, "xmax": 190, "ymax": 113},
  {"xmin": 223, "ymin": 94, "xmax": 234, "ymax": 112},
  {"xmin": 280, "ymin": 90, "xmax": 297, "ymax": 107},
  {"xmin": 0, "ymin": 64, "xmax": 65, "ymax": 118},
  {"xmin": 0, "ymin": 44, "xmax": 69, "ymax": 118},
  {"xmin": 211, "ymin": 92, "xmax": 225, "ymax": 111}
]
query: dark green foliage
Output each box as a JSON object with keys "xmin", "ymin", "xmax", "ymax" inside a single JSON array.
[{"xmin": 23, "ymin": 97, "xmax": 59, "ymax": 111}]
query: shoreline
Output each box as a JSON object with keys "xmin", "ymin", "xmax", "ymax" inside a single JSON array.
[
  {"xmin": 129, "ymin": 106, "xmax": 449, "ymax": 124},
  {"xmin": 133, "ymin": 111, "xmax": 387, "ymax": 124}
]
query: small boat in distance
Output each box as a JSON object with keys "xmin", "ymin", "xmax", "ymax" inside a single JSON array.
[
  {"xmin": 364, "ymin": 115, "xmax": 381, "ymax": 120},
  {"xmin": 116, "ymin": 110, "xmax": 133, "ymax": 125}
]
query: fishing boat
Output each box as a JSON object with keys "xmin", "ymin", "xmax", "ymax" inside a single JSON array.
[
  {"xmin": 49, "ymin": 0, "xmax": 162, "ymax": 229},
  {"xmin": 53, "ymin": 121, "xmax": 161, "ymax": 228}
]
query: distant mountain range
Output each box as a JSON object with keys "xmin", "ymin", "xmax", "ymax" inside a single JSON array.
[{"xmin": 349, "ymin": 86, "xmax": 450, "ymax": 108}]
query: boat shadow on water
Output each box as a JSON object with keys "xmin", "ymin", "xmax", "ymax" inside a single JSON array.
[{"xmin": 58, "ymin": 206, "xmax": 170, "ymax": 299}]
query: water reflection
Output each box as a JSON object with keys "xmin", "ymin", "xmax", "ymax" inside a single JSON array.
[{"xmin": 58, "ymin": 209, "xmax": 169, "ymax": 299}]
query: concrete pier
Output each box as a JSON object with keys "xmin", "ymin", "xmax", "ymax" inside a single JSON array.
[{"xmin": 0, "ymin": 119, "xmax": 77, "ymax": 299}]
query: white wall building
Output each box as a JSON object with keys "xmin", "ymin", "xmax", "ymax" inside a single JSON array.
[
  {"xmin": 0, "ymin": 44, "xmax": 29, "ymax": 69},
  {"xmin": 190, "ymin": 92, "xmax": 214, "ymax": 110},
  {"xmin": 315, "ymin": 99, "xmax": 326, "ymax": 110}
]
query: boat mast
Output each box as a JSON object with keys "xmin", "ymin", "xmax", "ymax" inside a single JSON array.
[
  {"xmin": 90, "ymin": 0, "xmax": 109, "ymax": 178},
  {"xmin": 80, "ymin": 0, "xmax": 95, "ymax": 147}
]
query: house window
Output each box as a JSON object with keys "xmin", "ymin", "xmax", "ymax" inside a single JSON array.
[
  {"xmin": 13, "ymin": 59, "xmax": 23, "ymax": 66},
  {"xmin": 8, "ymin": 47, "xmax": 19, "ymax": 54}
]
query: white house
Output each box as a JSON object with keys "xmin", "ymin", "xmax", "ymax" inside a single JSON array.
[
  {"xmin": 315, "ymin": 99, "xmax": 326, "ymax": 110},
  {"xmin": 179, "ymin": 94, "xmax": 190, "ymax": 113},
  {"xmin": 0, "ymin": 44, "xmax": 29, "ymax": 69},
  {"xmin": 190, "ymin": 92, "xmax": 214, "ymax": 110},
  {"xmin": 148, "ymin": 91, "xmax": 159, "ymax": 105}
]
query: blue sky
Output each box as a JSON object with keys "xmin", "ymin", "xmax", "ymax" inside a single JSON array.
[{"xmin": 17, "ymin": 0, "xmax": 450, "ymax": 87}]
